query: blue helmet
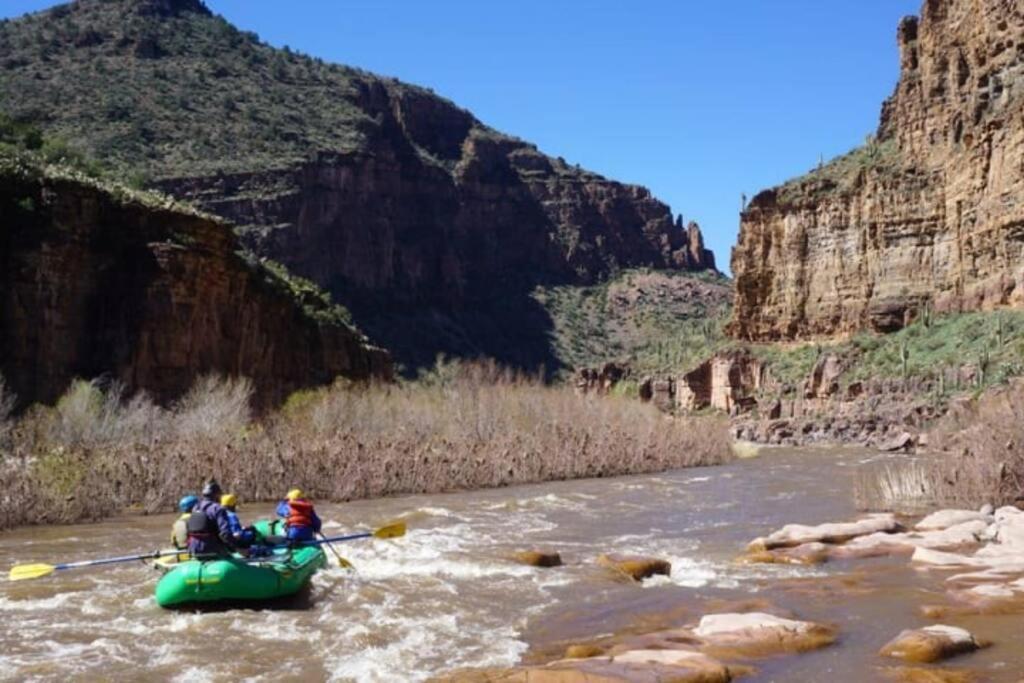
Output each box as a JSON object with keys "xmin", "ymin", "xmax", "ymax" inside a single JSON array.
[{"xmin": 178, "ymin": 494, "xmax": 199, "ymax": 513}]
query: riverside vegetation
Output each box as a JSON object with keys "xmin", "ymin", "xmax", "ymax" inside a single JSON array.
[{"xmin": 0, "ymin": 363, "xmax": 731, "ymax": 531}]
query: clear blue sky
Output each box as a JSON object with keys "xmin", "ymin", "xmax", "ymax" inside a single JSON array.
[{"xmin": 4, "ymin": 0, "xmax": 922, "ymax": 273}]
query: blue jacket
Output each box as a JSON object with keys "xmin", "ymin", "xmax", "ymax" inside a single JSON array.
[
  {"xmin": 186, "ymin": 498, "xmax": 234, "ymax": 555},
  {"xmin": 225, "ymin": 509, "xmax": 254, "ymax": 544}
]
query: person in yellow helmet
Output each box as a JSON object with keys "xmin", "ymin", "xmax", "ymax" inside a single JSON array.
[
  {"xmin": 275, "ymin": 488, "xmax": 322, "ymax": 542},
  {"xmin": 220, "ymin": 493, "xmax": 255, "ymax": 546},
  {"xmin": 275, "ymin": 488, "xmax": 303, "ymax": 520}
]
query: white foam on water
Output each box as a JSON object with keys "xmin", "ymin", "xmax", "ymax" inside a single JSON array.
[
  {"xmin": 0, "ymin": 592, "xmax": 76, "ymax": 612},
  {"xmin": 323, "ymin": 611, "xmax": 527, "ymax": 683},
  {"xmin": 229, "ymin": 612, "xmax": 324, "ymax": 644},
  {"xmin": 170, "ymin": 666, "xmax": 216, "ymax": 683},
  {"xmin": 415, "ymin": 506, "xmax": 459, "ymax": 518},
  {"xmin": 514, "ymin": 493, "xmax": 589, "ymax": 512}
]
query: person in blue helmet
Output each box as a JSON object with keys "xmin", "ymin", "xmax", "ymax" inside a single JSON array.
[
  {"xmin": 171, "ymin": 494, "xmax": 198, "ymax": 550},
  {"xmin": 185, "ymin": 480, "xmax": 236, "ymax": 557}
]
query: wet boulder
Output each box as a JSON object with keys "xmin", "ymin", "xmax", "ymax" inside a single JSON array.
[
  {"xmin": 838, "ymin": 520, "xmax": 990, "ymax": 559},
  {"xmin": 748, "ymin": 513, "xmax": 900, "ymax": 551},
  {"xmin": 597, "ymin": 554, "xmax": 671, "ymax": 581},
  {"xmin": 693, "ymin": 612, "xmax": 837, "ymax": 656},
  {"xmin": 563, "ymin": 644, "xmax": 605, "ymax": 659},
  {"xmin": 513, "ymin": 550, "xmax": 563, "ymax": 568},
  {"xmin": 879, "ymin": 625, "xmax": 983, "ymax": 663},
  {"xmin": 740, "ymin": 541, "xmax": 829, "ymax": 565},
  {"xmin": 910, "ymin": 547, "xmax": 982, "ymax": 568},
  {"xmin": 991, "ymin": 506, "xmax": 1024, "ymax": 546},
  {"xmin": 915, "ymin": 509, "xmax": 994, "ymax": 532}
]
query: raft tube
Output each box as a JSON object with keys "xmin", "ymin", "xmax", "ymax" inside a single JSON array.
[{"xmin": 154, "ymin": 520, "xmax": 326, "ymax": 608}]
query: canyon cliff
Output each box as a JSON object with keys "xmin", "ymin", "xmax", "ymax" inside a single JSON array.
[
  {"xmin": 0, "ymin": 154, "xmax": 391, "ymax": 409},
  {"xmin": 731, "ymin": 0, "xmax": 1024, "ymax": 340},
  {"xmin": 0, "ymin": 0, "xmax": 716, "ymax": 371}
]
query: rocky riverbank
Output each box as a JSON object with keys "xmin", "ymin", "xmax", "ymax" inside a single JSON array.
[
  {"xmin": 581, "ymin": 350, "xmax": 953, "ymax": 452},
  {"xmin": 439, "ymin": 501, "xmax": 1024, "ymax": 682}
]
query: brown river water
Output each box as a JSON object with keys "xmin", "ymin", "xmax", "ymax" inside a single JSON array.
[{"xmin": 2, "ymin": 447, "xmax": 1024, "ymax": 682}]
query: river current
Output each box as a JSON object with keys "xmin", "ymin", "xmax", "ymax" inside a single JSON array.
[{"xmin": 3, "ymin": 447, "xmax": 1024, "ymax": 681}]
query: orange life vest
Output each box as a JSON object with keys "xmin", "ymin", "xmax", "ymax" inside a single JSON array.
[{"xmin": 286, "ymin": 499, "xmax": 315, "ymax": 529}]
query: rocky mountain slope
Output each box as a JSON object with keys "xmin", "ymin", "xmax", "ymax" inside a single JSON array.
[
  {"xmin": 731, "ymin": 0, "xmax": 1024, "ymax": 341},
  {"xmin": 0, "ymin": 0, "xmax": 716, "ymax": 372},
  {"xmin": 0, "ymin": 148, "xmax": 390, "ymax": 409},
  {"xmin": 538, "ymin": 268, "xmax": 731, "ymax": 378}
]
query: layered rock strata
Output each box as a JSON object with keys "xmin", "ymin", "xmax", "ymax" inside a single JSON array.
[
  {"xmin": 0, "ymin": 160, "xmax": 391, "ymax": 409},
  {"xmin": 731, "ymin": 0, "xmax": 1024, "ymax": 340}
]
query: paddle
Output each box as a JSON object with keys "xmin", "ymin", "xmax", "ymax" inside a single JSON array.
[
  {"xmin": 302, "ymin": 521, "xmax": 406, "ymax": 547},
  {"xmin": 9, "ymin": 548, "xmax": 184, "ymax": 582},
  {"xmin": 317, "ymin": 531, "xmax": 355, "ymax": 570},
  {"xmin": 8, "ymin": 521, "xmax": 406, "ymax": 581}
]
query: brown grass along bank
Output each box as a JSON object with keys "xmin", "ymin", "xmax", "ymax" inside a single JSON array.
[
  {"xmin": 0, "ymin": 363, "xmax": 731, "ymax": 530},
  {"xmin": 855, "ymin": 378, "xmax": 1024, "ymax": 512}
]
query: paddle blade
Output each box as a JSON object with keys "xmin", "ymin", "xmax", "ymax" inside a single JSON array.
[
  {"xmin": 9, "ymin": 563, "xmax": 56, "ymax": 581},
  {"xmin": 335, "ymin": 555, "xmax": 355, "ymax": 570},
  {"xmin": 373, "ymin": 521, "xmax": 406, "ymax": 540}
]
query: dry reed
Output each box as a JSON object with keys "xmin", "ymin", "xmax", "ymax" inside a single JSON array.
[
  {"xmin": 856, "ymin": 378, "xmax": 1024, "ymax": 511},
  {"xmin": 0, "ymin": 364, "xmax": 731, "ymax": 530}
]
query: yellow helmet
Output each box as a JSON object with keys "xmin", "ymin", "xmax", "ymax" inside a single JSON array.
[
  {"xmin": 286, "ymin": 488, "xmax": 304, "ymax": 501},
  {"xmin": 220, "ymin": 493, "xmax": 238, "ymax": 508}
]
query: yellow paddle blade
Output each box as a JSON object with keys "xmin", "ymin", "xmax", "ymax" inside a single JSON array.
[
  {"xmin": 335, "ymin": 555, "xmax": 355, "ymax": 570},
  {"xmin": 373, "ymin": 521, "xmax": 406, "ymax": 540},
  {"xmin": 9, "ymin": 563, "xmax": 56, "ymax": 581}
]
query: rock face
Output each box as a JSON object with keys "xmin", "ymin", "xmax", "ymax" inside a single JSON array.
[
  {"xmin": 0, "ymin": 160, "xmax": 390, "ymax": 410},
  {"xmin": 675, "ymin": 351, "xmax": 764, "ymax": 414},
  {"xmin": 163, "ymin": 135, "xmax": 716, "ymax": 371},
  {"xmin": 730, "ymin": 0, "xmax": 1024, "ymax": 341}
]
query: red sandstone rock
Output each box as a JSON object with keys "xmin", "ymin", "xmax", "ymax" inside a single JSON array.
[
  {"xmin": 730, "ymin": 0, "xmax": 1024, "ymax": 341},
  {"xmin": 0, "ymin": 169, "xmax": 391, "ymax": 410}
]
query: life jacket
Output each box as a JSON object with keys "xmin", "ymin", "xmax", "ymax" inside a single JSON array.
[
  {"xmin": 286, "ymin": 499, "xmax": 315, "ymax": 529},
  {"xmin": 186, "ymin": 502, "xmax": 219, "ymax": 540}
]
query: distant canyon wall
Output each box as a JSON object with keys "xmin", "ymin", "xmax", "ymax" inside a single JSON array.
[
  {"xmin": 731, "ymin": 0, "xmax": 1024, "ymax": 340},
  {"xmin": 160, "ymin": 82, "xmax": 716, "ymax": 312}
]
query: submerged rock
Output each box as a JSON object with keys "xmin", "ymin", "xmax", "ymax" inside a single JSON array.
[
  {"xmin": 436, "ymin": 650, "xmax": 733, "ymax": 683},
  {"xmin": 597, "ymin": 554, "xmax": 672, "ymax": 581},
  {"xmin": 879, "ymin": 625, "xmax": 982, "ymax": 663},
  {"xmin": 880, "ymin": 666, "xmax": 978, "ymax": 683},
  {"xmin": 513, "ymin": 550, "xmax": 563, "ymax": 568},
  {"xmin": 740, "ymin": 542, "xmax": 829, "ymax": 566}
]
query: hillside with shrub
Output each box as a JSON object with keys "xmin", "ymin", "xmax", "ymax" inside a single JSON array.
[{"xmin": 0, "ymin": 0, "xmax": 718, "ymax": 373}]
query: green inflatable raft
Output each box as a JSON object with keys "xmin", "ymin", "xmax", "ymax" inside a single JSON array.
[{"xmin": 154, "ymin": 520, "xmax": 326, "ymax": 608}]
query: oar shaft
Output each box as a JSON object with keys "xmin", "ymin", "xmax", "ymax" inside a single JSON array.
[
  {"xmin": 56, "ymin": 551, "xmax": 166, "ymax": 570},
  {"xmin": 303, "ymin": 531, "xmax": 371, "ymax": 546}
]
